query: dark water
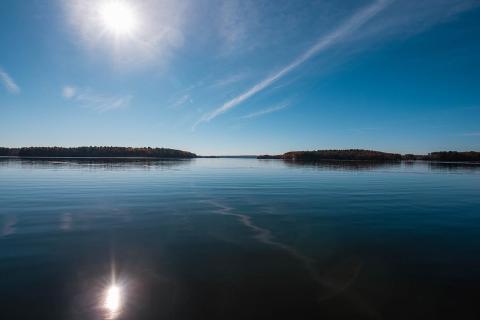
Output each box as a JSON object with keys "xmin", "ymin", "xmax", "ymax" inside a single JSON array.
[{"xmin": 1, "ymin": 158, "xmax": 479, "ymax": 319}]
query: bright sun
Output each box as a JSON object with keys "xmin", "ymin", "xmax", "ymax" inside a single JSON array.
[{"xmin": 98, "ymin": 1, "xmax": 138, "ymax": 36}]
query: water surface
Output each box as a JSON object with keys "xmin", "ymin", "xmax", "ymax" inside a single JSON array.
[{"xmin": 1, "ymin": 158, "xmax": 479, "ymax": 319}]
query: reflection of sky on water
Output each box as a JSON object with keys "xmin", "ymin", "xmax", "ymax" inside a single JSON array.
[
  {"xmin": 1, "ymin": 215, "xmax": 16, "ymax": 237},
  {"xmin": 0, "ymin": 158, "xmax": 480, "ymax": 318},
  {"xmin": 0, "ymin": 157, "xmax": 193, "ymax": 171},
  {"xmin": 209, "ymin": 201, "xmax": 361, "ymax": 292},
  {"xmin": 60, "ymin": 212, "xmax": 73, "ymax": 231},
  {"xmin": 207, "ymin": 200, "xmax": 377, "ymax": 317}
]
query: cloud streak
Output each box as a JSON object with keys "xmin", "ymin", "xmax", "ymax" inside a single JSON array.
[
  {"xmin": 0, "ymin": 67, "xmax": 20, "ymax": 94},
  {"xmin": 195, "ymin": 0, "xmax": 391, "ymax": 128},
  {"xmin": 209, "ymin": 72, "xmax": 248, "ymax": 89},
  {"xmin": 461, "ymin": 132, "xmax": 480, "ymax": 137},
  {"xmin": 62, "ymin": 85, "xmax": 132, "ymax": 112},
  {"xmin": 168, "ymin": 94, "xmax": 192, "ymax": 109},
  {"xmin": 241, "ymin": 102, "xmax": 289, "ymax": 119}
]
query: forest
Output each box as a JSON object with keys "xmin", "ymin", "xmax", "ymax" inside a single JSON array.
[
  {"xmin": 426, "ymin": 151, "xmax": 480, "ymax": 162},
  {"xmin": 258, "ymin": 150, "xmax": 480, "ymax": 162},
  {"xmin": 259, "ymin": 149, "xmax": 402, "ymax": 161},
  {"xmin": 0, "ymin": 147, "xmax": 197, "ymax": 158}
]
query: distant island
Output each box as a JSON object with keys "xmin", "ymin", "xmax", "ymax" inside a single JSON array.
[
  {"xmin": 258, "ymin": 149, "xmax": 480, "ymax": 162},
  {"xmin": 0, "ymin": 147, "xmax": 196, "ymax": 158},
  {"xmin": 420, "ymin": 151, "xmax": 480, "ymax": 162}
]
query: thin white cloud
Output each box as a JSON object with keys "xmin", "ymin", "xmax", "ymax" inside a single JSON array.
[
  {"xmin": 461, "ymin": 132, "xmax": 480, "ymax": 137},
  {"xmin": 168, "ymin": 94, "xmax": 192, "ymax": 109},
  {"xmin": 241, "ymin": 102, "xmax": 289, "ymax": 119},
  {"xmin": 209, "ymin": 72, "xmax": 248, "ymax": 89},
  {"xmin": 0, "ymin": 67, "xmax": 20, "ymax": 94},
  {"xmin": 62, "ymin": 85, "xmax": 77, "ymax": 99},
  {"xmin": 62, "ymin": 85, "xmax": 132, "ymax": 112},
  {"xmin": 357, "ymin": 0, "xmax": 480, "ymax": 42},
  {"xmin": 195, "ymin": 0, "xmax": 391, "ymax": 128}
]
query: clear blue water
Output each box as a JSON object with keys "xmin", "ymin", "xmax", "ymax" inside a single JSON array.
[{"xmin": 1, "ymin": 158, "xmax": 479, "ymax": 319}]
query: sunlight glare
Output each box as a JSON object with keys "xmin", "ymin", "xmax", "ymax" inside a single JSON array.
[
  {"xmin": 99, "ymin": 1, "xmax": 138, "ymax": 36},
  {"xmin": 104, "ymin": 284, "xmax": 122, "ymax": 317}
]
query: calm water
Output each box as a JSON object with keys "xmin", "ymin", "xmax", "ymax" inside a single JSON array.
[{"xmin": 1, "ymin": 158, "xmax": 479, "ymax": 319}]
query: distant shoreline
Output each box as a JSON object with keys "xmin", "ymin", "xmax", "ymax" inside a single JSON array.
[
  {"xmin": 0, "ymin": 156, "xmax": 194, "ymax": 160},
  {"xmin": 0, "ymin": 147, "xmax": 196, "ymax": 159},
  {"xmin": 257, "ymin": 150, "xmax": 480, "ymax": 163},
  {"xmin": 1, "ymin": 147, "xmax": 480, "ymax": 162}
]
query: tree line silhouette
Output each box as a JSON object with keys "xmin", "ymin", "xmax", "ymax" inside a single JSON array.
[
  {"xmin": 258, "ymin": 149, "xmax": 480, "ymax": 162},
  {"xmin": 282, "ymin": 149, "xmax": 402, "ymax": 161},
  {"xmin": 258, "ymin": 149, "xmax": 401, "ymax": 161},
  {"xmin": 0, "ymin": 147, "xmax": 196, "ymax": 158},
  {"xmin": 426, "ymin": 151, "xmax": 480, "ymax": 162},
  {"xmin": 1, "ymin": 147, "xmax": 479, "ymax": 161}
]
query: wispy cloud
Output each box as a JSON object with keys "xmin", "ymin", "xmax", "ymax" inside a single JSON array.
[
  {"xmin": 217, "ymin": 1, "xmax": 258, "ymax": 54},
  {"xmin": 240, "ymin": 102, "xmax": 289, "ymax": 120},
  {"xmin": 0, "ymin": 67, "xmax": 20, "ymax": 94},
  {"xmin": 62, "ymin": 85, "xmax": 132, "ymax": 112},
  {"xmin": 62, "ymin": 85, "xmax": 76, "ymax": 99},
  {"xmin": 357, "ymin": 0, "xmax": 480, "ymax": 42},
  {"xmin": 349, "ymin": 127, "xmax": 383, "ymax": 134},
  {"xmin": 195, "ymin": 0, "xmax": 391, "ymax": 128},
  {"xmin": 209, "ymin": 72, "xmax": 248, "ymax": 89},
  {"xmin": 461, "ymin": 132, "xmax": 480, "ymax": 137},
  {"xmin": 168, "ymin": 94, "xmax": 192, "ymax": 109}
]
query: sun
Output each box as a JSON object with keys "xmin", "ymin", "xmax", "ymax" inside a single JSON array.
[{"xmin": 98, "ymin": 1, "xmax": 138, "ymax": 36}]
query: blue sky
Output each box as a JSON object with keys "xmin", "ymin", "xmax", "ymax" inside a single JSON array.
[{"xmin": 0, "ymin": 0, "xmax": 479, "ymax": 155}]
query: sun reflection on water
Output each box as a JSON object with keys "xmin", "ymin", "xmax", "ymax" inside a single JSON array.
[{"xmin": 103, "ymin": 283, "xmax": 122, "ymax": 319}]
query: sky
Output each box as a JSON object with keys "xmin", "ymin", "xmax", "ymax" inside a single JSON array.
[{"xmin": 0, "ymin": 0, "xmax": 479, "ymax": 155}]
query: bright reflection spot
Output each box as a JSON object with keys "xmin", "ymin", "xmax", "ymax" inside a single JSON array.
[
  {"xmin": 104, "ymin": 284, "xmax": 122, "ymax": 318},
  {"xmin": 98, "ymin": 1, "xmax": 138, "ymax": 36}
]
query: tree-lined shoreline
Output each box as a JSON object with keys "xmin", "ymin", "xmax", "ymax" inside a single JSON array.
[
  {"xmin": 257, "ymin": 150, "xmax": 480, "ymax": 162},
  {"xmin": 0, "ymin": 147, "xmax": 196, "ymax": 159},
  {"xmin": 1, "ymin": 147, "xmax": 479, "ymax": 162}
]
